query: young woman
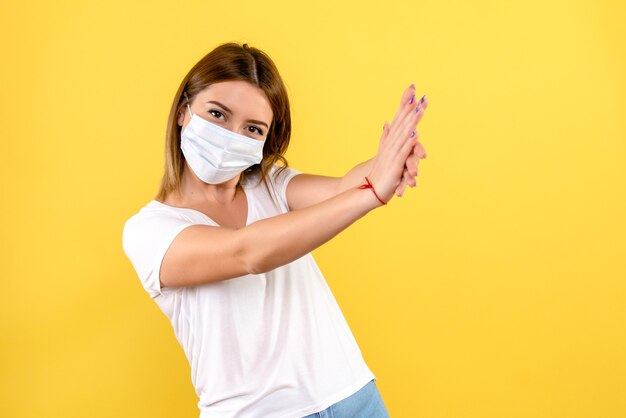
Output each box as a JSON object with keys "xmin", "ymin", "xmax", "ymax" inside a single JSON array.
[{"xmin": 122, "ymin": 42, "xmax": 429, "ymax": 418}]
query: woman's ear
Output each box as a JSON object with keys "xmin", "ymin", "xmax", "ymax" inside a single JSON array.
[
  {"xmin": 178, "ymin": 92, "xmax": 189, "ymax": 127},
  {"xmin": 177, "ymin": 107, "xmax": 185, "ymax": 127}
]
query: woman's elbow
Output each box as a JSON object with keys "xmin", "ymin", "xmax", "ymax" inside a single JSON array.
[{"xmin": 237, "ymin": 236, "xmax": 268, "ymax": 275}]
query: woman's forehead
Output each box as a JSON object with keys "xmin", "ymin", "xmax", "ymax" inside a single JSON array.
[{"xmin": 198, "ymin": 81, "xmax": 273, "ymax": 121}]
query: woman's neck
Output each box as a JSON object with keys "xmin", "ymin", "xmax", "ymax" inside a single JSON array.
[{"xmin": 175, "ymin": 164, "xmax": 242, "ymax": 205}]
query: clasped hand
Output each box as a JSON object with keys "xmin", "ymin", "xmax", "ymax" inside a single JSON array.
[{"xmin": 367, "ymin": 84, "xmax": 429, "ymax": 203}]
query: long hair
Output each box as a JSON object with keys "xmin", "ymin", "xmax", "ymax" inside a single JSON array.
[{"xmin": 155, "ymin": 42, "xmax": 291, "ymax": 201}]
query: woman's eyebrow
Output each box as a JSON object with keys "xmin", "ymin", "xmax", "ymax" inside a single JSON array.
[
  {"xmin": 207, "ymin": 100, "xmax": 232, "ymax": 114},
  {"xmin": 249, "ymin": 119, "xmax": 269, "ymax": 129},
  {"xmin": 207, "ymin": 100, "xmax": 269, "ymax": 129}
]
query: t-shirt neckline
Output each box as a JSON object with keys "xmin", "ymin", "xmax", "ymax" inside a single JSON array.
[{"xmin": 149, "ymin": 184, "xmax": 253, "ymax": 228}]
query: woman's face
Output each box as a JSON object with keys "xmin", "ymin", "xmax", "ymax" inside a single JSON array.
[{"xmin": 179, "ymin": 80, "xmax": 273, "ymax": 141}]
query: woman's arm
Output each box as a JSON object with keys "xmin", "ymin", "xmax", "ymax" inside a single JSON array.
[
  {"xmin": 159, "ymin": 182, "xmax": 383, "ymax": 288},
  {"xmin": 283, "ymin": 158, "xmax": 374, "ymax": 212}
]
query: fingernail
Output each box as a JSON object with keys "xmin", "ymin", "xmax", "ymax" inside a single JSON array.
[
  {"xmin": 408, "ymin": 95, "xmax": 415, "ymax": 105},
  {"xmin": 415, "ymin": 104, "xmax": 421, "ymax": 113},
  {"xmin": 410, "ymin": 130, "xmax": 415, "ymax": 138},
  {"xmin": 419, "ymin": 95, "xmax": 426, "ymax": 105}
]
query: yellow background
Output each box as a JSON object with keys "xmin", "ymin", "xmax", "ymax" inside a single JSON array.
[{"xmin": 1, "ymin": 0, "xmax": 625, "ymax": 417}]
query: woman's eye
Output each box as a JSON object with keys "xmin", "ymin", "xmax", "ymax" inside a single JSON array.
[
  {"xmin": 248, "ymin": 126, "xmax": 264, "ymax": 135},
  {"xmin": 209, "ymin": 110, "xmax": 224, "ymax": 119}
]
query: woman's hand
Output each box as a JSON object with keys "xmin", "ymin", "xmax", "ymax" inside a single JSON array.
[
  {"xmin": 380, "ymin": 122, "xmax": 428, "ymax": 197},
  {"xmin": 388, "ymin": 95, "xmax": 428, "ymax": 197},
  {"xmin": 396, "ymin": 110, "xmax": 428, "ymax": 197},
  {"xmin": 397, "ymin": 140, "xmax": 427, "ymax": 196},
  {"xmin": 367, "ymin": 85, "xmax": 428, "ymax": 203}
]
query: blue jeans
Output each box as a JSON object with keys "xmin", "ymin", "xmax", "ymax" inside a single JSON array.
[{"xmin": 301, "ymin": 379, "xmax": 390, "ymax": 418}]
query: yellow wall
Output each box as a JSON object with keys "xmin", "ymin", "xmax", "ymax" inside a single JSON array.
[{"xmin": 1, "ymin": 0, "xmax": 625, "ymax": 417}]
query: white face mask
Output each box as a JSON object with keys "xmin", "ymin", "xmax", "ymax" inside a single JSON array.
[{"xmin": 180, "ymin": 103, "xmax": 266, "ymax": 184}]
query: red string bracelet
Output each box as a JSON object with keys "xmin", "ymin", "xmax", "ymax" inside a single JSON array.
[{"xmin": 358, "ymin": 177, "xmax": 387, "ymax": 205}]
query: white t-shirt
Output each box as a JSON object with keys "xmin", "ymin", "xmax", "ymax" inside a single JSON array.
[{"xmin": 121, "ymin": 165, "xmax": 376, "ymax": 418}]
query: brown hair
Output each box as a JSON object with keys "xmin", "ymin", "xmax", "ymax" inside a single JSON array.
[{"xmin": 155, "ymin": 42, "xmax": 291, "ymax": 202}]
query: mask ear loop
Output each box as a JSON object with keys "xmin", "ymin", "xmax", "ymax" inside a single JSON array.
[{"xmin": 183, "ymin": 92, "xmax": 193, "ymax": 119}]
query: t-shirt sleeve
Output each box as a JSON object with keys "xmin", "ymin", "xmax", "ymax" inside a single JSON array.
[
  {"xmin": 122, "ymin": 210, "xmax": 195, "ymax": 298},
  {"xmin": 270, "ymin": 165, "xmax": 302, "ymax": 212}
]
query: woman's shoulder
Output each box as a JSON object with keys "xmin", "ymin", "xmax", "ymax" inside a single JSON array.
[
  {"xmin": 122, "ymin": 200, "xmax": 203, "ymax": 240},
  {"xmin": 241, "ymin": 164, "xmax": 302, "ymax": 214},
  {"xmin": 125, "ymin": 200, "xmax": 185, "ymax": 223},
  {"xmin": 244, "ymin": 164, "xmax": 301, "ymax": 189}
]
